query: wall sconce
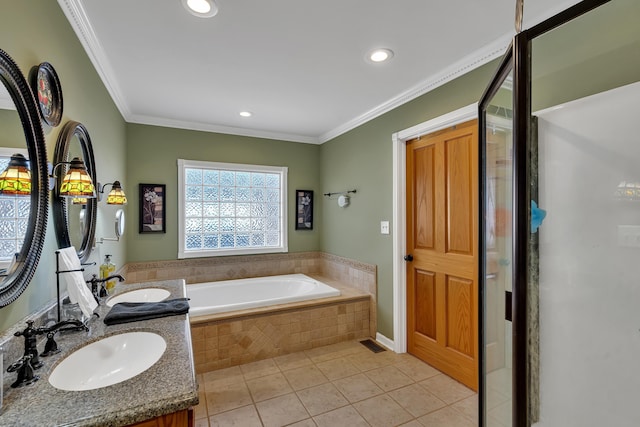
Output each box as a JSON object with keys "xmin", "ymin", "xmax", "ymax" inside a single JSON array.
[
  {"xmin": 0, "ymin": 153, "xmax": 31, "ymax": 196},
  {"xmin": 98, "ymin": 181, "xmax": 127, "ymax": 205},
  {"xmin": 51, "ymin": 157, "xmax": 97, "ymax": 198}
]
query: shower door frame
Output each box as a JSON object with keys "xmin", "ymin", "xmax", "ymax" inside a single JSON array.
[
  {"xmin": 478, "ymin": 0, "xmax": 612, "ymax": 426},
  {"xmin": 478, "ymin": 43, "xmax": 516, "ymax": 426}
]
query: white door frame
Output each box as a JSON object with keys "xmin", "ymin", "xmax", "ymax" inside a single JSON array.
[{"xmin": 390, "ymin": 103, "xmax": 478, "ymax": 353}]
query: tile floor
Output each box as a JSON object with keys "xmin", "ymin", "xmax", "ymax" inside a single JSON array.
[{"xmin": 192, "ymin": 339, "xmax": 477, "ymax": 427}]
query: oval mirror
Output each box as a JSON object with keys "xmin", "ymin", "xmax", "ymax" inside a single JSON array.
[
  {"xmin": 52, "ymin": 121, "xmax": 97, "ymax": 263},
  {"xmin": 115, "ymin": 208, "xmax": 125, "ymax": 239},
  {"xmin": 0, "ymin": 49, "xmax": 49, "ymax": 307}
]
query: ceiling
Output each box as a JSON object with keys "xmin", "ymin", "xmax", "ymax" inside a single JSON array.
[{"xmin": 58, "ymin": 0, "xmax": 580, "ymax": 144}]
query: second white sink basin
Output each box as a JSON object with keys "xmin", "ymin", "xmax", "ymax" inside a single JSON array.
[
  {"xmin": 48, "ymin": 332, "xmax": 166, "ymax": 391},
  {"xmin": 106, "ymin": 288, "xmax": 171, "ymax": 307}
]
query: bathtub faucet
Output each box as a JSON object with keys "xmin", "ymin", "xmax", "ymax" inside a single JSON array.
[{"xmin": 86, "ymin": 274, "xmax": 126, "ymax": 301}]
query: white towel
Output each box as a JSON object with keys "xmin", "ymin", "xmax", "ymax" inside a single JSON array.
[{"xmin": 57, "ymin": 246, "xmax": 97, "ymax": 319}]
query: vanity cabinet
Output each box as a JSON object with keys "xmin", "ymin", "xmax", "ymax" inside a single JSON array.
[
  {"xmin": 128, "ymin": 408, "xmax": 193, "ymax": 427},
  {"xmin": 0, "ymin": 280, "xmax": 198, "ymax": 426}
]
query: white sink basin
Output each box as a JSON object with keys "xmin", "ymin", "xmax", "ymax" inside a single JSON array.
[
  {"xmin": 48, "ymin": 332, "xmax": 166, "ymax": 391},
  {"xmin": 106, "ymin": 288, "xmax": 171, "ymax": 307}
]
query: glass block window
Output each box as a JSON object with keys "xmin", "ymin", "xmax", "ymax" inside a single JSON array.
[
  {"xmin": 178, "ymin": 159, "xmax": 288, "ymax": 258},
  {"xmin": 0, "ymin": 150, "xmax": 29, "ymax": 264}
]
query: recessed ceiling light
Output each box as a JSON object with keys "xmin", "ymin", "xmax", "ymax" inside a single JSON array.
[
  {"xmin": 182, "ymin": 0, "xmax": 218, "ymax": 18},
  {"xmin": 239, "ymin": 111, "xmax": 252, "ymax": 117},
  {"xmin": 368, "ymin": 48, "xmax": 394, "ymax": 63}
]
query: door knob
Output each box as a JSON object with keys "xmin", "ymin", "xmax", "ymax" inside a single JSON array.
[{"xmin": 403, "ymin": 254, "xmax": 413, "ymax": 262}]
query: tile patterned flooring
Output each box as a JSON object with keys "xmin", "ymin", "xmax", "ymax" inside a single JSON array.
[{"xmin": 193, "ymin": 340, "xmax": 477, "ymax": 427}]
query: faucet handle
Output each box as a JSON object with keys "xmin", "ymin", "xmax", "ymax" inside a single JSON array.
[
  {"xmin": 7, "ymin": 354, "xmax": 40, "ymax": 388},
  {"xmin": 40, "ymin": 331, "xmax": 61, "ymax": 357},
  {"xmin": 14, "ymin": 320, "xmax": 39, "ymax": 337},
  {"xmin": 14, "ymin": 320, "xmax": 44, "ymax": 369},
  {"xmin": 6, "ymin": 356, "xmax": 28, "ymax": 372}
]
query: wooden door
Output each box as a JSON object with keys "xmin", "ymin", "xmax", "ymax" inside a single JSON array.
[{"xmin": 406, "ymin": 119, "xmax": 478, "ymax": 390}]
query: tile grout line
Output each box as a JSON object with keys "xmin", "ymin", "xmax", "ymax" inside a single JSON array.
[{"xmin": 198, "ymin": 339, "xmax": 477, "ymax": 426}]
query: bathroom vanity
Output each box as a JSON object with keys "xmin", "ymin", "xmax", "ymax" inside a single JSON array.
[{"xmin": 0, "ymin": 279, "xmax": 198, "ymax": 427}]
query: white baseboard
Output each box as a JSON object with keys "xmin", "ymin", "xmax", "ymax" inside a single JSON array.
[{"xmin": 375, "ymin": 333, "xmax": 396, "ymax": 352}]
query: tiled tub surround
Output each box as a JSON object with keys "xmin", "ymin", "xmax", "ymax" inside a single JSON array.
[
  {"xmin": 0, "ymin": 280, "xmax": 198, "ymax": 427},
  {"xmin": 124, "ymin": 252, "xmax": 376, "ymax": 299},
  {"xmin": 191, "ymin": 276, "xmax": 371, "ymax": 373},
  {"xmin": 124, "ymin": 252, "xmax": 378, "ymax": 373}
]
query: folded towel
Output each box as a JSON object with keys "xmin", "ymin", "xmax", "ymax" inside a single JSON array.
[
  {"xmin": 57, "ymin": 246, "xmax": 97, "ymax": 319},
  {"xmin": 103, "ymin": 298, "xmax": 190, "ymax": 325}
]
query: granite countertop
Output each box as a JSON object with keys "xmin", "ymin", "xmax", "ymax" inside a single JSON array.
[{"xmin": 0, "ymin": 279, "xmax": 199, "ymax": 427}]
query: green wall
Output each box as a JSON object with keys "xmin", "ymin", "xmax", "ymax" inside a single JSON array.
[
  {"xmin": 125, "ymin": 124, "xmax": 321, "ymax": 262},
  {"xmin": 532, "ymin": 0, "xmax": 640, "ymax": 112},
  {"xmin": 320, "ymin": 63, "xmax": 499, "ymax": 339},
  {"xmin": 0, "ymin": 109, "xmax": 25, "ymax": 147},
  {"xmin": 0, "ymin": 1, "xmax": 127, "ymax": 332}
]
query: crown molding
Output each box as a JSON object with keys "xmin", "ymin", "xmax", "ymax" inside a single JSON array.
[
  {"xmin": 318, "ymin": 0, "xmax": 582, "ymax": 143},
  {"xmin": 57, "ymin": 0, "xmax": 131, "ymax": 118},
  {"xmin": 56, "ymin": 0, "xmax": 507, "ymax": 145},
  {"xmin": 57, "ymin": 0, "xmax": 580, "ymax": 145},
  {"xmin": 129, "ymin": 113, "xmax": 321, "ymax": 145},
  {"xmin": 318, "ymin": 36, "xmax": 511, "ymax": 143},
  {"xmin": 58, "ymin": 0, "xmax": 321, "ymax": 144}
]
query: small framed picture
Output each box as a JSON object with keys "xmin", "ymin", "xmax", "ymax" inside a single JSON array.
[
  {"xmin": 295, "ymin": 190, "xmax": 313, "ymax": 230},
  {"xmin": 30, "ymin": 62, "xmax": 63, "ymax": 127},
  {"xmin": 139, "ymin": 184, "xmax": 166, "ymax": 233}
]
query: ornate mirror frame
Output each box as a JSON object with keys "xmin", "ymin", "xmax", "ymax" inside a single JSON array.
[
  {"xmin": 52, "ymin": 121, "xmax": 97, "ymax": 263},
  {"xmin": 0, "ymin": 49, "xmax": 49, "ymax": 307}
]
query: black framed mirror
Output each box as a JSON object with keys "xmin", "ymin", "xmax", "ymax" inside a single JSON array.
[
  {"xmin": 52, "ymin": 121, "xmax": 97, "ymax": 263},
  {"xmin": 0, "ymin": 48, "xmax": 49, "ymax": 307}
]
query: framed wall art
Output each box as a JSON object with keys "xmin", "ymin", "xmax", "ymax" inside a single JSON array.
[
  {"xmin": 139, "ymin": 183, "xmax": 166, "ymax": 233},
  {"xmin": 295, "ymin": 190, "xmax": 313, "ymax": 230},
  {"xmin": 29, "ymin": 62, "xmax": 63, "ymax": 127}
]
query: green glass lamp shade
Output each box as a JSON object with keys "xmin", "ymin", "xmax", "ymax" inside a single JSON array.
[
  {"xmin": 0, "ymin": 153, "xmax": 31, "ymax": 196},
  {"xmin": 106, "ymin": 181, "xmax": 127, "ymax": 205},
  {"xmin": 59, "ymin": 157, "xmax": 96, "ymax": 198}
]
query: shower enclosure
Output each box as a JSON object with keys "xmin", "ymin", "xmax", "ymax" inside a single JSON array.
[{"xmin": 479, "ymin": 0, "xmax": 640, "ymax": 425}]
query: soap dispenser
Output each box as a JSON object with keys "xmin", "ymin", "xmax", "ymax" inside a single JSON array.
[{"xmin": 100, "ymin": 254, "xmax": 116, "ymax": 294}]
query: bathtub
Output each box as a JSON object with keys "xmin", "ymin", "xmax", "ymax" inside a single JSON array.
[{"xmin": 187, "ymin": 274, "xmax": 341, "ymax": 316}]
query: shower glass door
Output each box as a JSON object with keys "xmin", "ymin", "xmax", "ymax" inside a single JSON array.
[
  {"xmin": 531, "ymin": 0, "xmax": 640, "ymax": 425},
  {"xmin": 480, "ymin": 55, "xmax": 514, "ymax": 427},
  {"xmin": 479, "ymin": 0, "xmax": 640, "ymax": 425}
]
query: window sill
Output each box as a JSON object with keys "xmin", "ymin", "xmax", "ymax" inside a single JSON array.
[{"xmin": 178, "ymin": 246, "xmax": 288, "ymax": 259}]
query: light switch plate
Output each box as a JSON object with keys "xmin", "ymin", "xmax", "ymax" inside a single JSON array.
[{"xmin": 380, "ymin": 221, "xmax": 390, "ymax": 235}]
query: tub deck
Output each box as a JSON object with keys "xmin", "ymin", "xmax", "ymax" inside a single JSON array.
[
  {"xmin": 189, "ymin": 274, "xmax": 370, "ymax": 325},
  {"xmin": 189, "ymin": 275, "xmax": 374, "ymax": 373}
]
